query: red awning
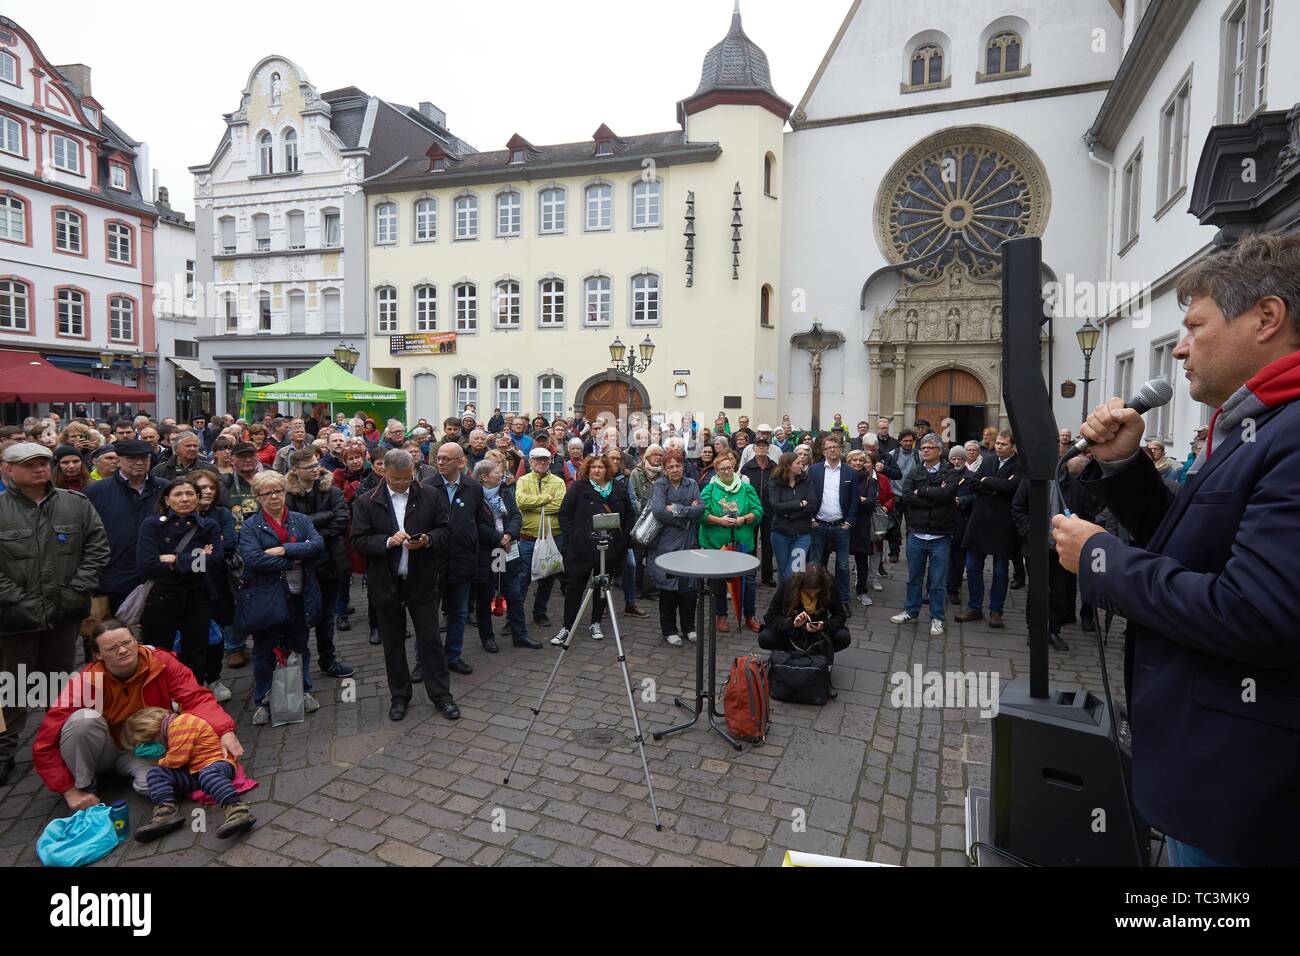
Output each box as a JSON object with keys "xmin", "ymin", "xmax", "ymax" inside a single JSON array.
[{"xmin": 0, "ymin": 350, "xmax": 156, "ymax": 403}]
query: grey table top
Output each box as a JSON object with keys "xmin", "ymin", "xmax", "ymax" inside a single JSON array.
[{"xmin": 654, "ymin": 548, "xmax": 760, "ymax": 580}]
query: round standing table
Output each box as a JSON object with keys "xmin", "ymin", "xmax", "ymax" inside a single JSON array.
[{"xmin": 651, "ymin": 548, "xmax": 761, "ymax": 750}]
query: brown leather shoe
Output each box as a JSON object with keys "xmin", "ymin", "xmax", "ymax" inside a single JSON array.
[
  {"xmin": 953, "ymin": 609, "xmax": 983, "ymax": 623},
  {"xmin": 224, "ymin": 649, "xmax": 248, "ymax": 669},
  {"xmin": 988, "ymin": 612, "xmax": 1004, "ymax": 629}
]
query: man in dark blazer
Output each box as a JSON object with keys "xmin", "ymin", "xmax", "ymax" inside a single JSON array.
[
  {"xmin": 954, "ymin": 430, "xmax": 1020, "ymax": 628},
  {"xmin": 1054, "ymin": 233, "xmax": 1300, "ymax": 866},
  {"xmin": 350, "ymin": 448, "xmax": 458, "ymax": 722},
  {"xmin": 807, "ymin": 434, "xmax": 859, "ymax": 605},
  {"xmin": 422, "ymin": 442, "xmax": 498, "ymax": 675}
]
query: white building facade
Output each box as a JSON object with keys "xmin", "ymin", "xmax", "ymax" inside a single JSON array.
[{"xmin": 151, "ymin": 188, "xmax": 205, "ymax": 421}]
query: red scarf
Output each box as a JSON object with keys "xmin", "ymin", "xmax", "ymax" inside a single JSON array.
[{"xmin": 262, "ymin": 509, "xmax": 296, "ymax": 545}]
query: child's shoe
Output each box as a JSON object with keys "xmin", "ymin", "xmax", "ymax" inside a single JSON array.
[
  {"xmin": 134, "ymin": 802, "xmax": 184, "ymax": 843},
  {"xmin": 217, "ymin": 802, "xmax": 255, "ymax": 839}
]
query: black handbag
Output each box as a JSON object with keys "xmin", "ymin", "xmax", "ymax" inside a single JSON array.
[{"xmin": 768, "ymin": 636, "xmax": 832, "ymax": 705}]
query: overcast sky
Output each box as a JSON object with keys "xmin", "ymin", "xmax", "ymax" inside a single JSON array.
[{"xmin": 15, "ymin": 0, "xmax": 848, "ymax": 217}]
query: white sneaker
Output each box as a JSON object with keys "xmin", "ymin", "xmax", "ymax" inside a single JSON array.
[
  {"xmin": 303, "ymin": 693, "xmax": 320, "ymax": 714},
  {"xmin": 550, "ymin": 628, "xmax": 570, "ymax": 647},
  {"xmin": 930, "ymin": 619, "xmax": 945, "ymax": 636},
  {"xmin": 872, "ymin": 580, "xmax": 884, "ymax": 592},
  {"xmin": 252, "ymin": 705, "xmax": 270, "ymax": 726},
  {"xmin": 686, "ymin": 631, "xmax": 698, "ymax": 644},
  {"xmin": 664, "ymin": 633, "xmax": 684, "ymax": 647},
  {"xmin": 857, "ymin": 593, "xmax": 873, "ymax": 607},
  {"xmin": 890, "ymin": 611, "xmax": 917, "ymax": 624},
  {"xmin": 209, "ymin": 681, "xmax": 232, "ymax": 703},
  {"xmin": 590, "ymin": 623, "xmax": 604, "ymax": 640}
]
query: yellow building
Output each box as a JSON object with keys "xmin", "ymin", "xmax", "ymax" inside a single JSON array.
[{"xmin": 364, "ymin": 7, "xmax": 789, "ymax": 428}]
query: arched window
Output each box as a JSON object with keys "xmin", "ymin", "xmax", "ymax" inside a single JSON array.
[
  {"xmin": 496, "ymin": 190, "xmax": 521, "ymax": 237},
  {"xmin": 539, "ymin": 375, "xmax": 565, "ymax": 421},
  {"xmin": 585, "ymin": 183, "xmax": 613, "ymax": 231},
  {"xmin": 764, "ymin": 153, "xmax": 776, "ymax": 196},
  {"xmin": 0, "ymin": 51, "xmax": 16, "ymax": 85},
  {"xmin": 0, "ymin": 115, "xmax": 21, "ymax": 156},
  {"xmin": 584, "ymin": 275, "xmax": 612, "ymax": 326},
  {"xmin": 0, "ymin": 278, "xmax": 31, "ymax": 331},
  {"xmin": 494, "ymin": 280, "xmax": 520, "ymax": 328},
  {"xmin": 631, "ymin": 273, "xmax": 660, "ymax": 325},
  {"xmin": 375, "ymin": 202, "xmax": 397, "ymax": 244},
  {"xmin": 911, "ymin": 44, "xmax": 943, "ymax": 86},
  {"xmin": 986, "ymin": 32, "xmax": 1022, "ymax": 75},
  {"xmin": 454, "ymin": 374, "xmax": 478, "ymax": 416},
  {"xmin": 106, "ymin": 221, "xmax": 134, "ymax": 264},
  {"xmin": 414, "ymin": 198, "xmax": 437, "ymax": 241},
  {"xmin": 54, "ymin": 208, "xmax": 84, "ymax": 255},
  {"xmin": 455, "ymin": 195, "xmax": 478, "ymax": 239},
  {"xmin": 415, "ymin": 284, "xmax": 437, "ymax": 332},
  {"xmin": 0, "ymin": 194, "xmax": 27, "ymax": 244},
  {"xmin": 632, "ymin": 179, "xmax": 661, "ymax": 228},
  {"xmin": 539, "ymin": 278, "xmax": 565, "ymax": 327},
  {"xmin": 375, "ymin": 286, "xmax": 398, "ymax": 333},
  {"xmin": 495, "ymin": 375, "xmax": 521, "ymax": 415},
  {"xmin": 455, "ymin": 282, "xmax": 478, "ymax": 332},
  {"xmin": 257, "ymin": 131, "xmax": 273, "ymax": 175},
  {"xmin": 540, "ymin": 187, "xmax": 566, "ymax": 234},
  {"xmin": 283, "ymin": 129, "xmax": 299, "ymax": 173},
  {"xmin": 321, "ymin": 208, "xmax": 341, "ymax": 247},
  {"xmin": 760, "ymin": 284, "xmax": 773, "ymax": 328},
  {"xmin": 109, "ymin": 295, "xmax": 135, "ymax": 342},
  {"xmin": 57, "ymin": 287, "xmax": 86, "ymax": 337}
]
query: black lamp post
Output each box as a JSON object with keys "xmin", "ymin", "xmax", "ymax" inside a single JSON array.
[
  {"xmin": 1075, "ymin": 319, "xmax": 1101, "ymax": 421},
  {"xmin": 608, "ymin": 335, "xmax": 654, "ymax": 428},
  {"xmin": 333, "ymin": 341, "xmax": 360, "ymax": 373}
]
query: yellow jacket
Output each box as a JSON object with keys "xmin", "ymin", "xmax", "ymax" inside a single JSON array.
[{"xmin": 514, "ymin": 471, "xmax": 566, "ymax": 538}]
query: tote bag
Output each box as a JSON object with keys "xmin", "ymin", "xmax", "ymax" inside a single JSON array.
[
  {"xmin": 270, "ymin": 649, "xmax": 305, "ymax": 727},
  {"xmin": 530, "ymin": 512, "xmax": 565, "ymax": 582}
]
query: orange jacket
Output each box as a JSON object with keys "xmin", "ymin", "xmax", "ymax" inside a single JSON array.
[{"xmin": 159, "ymin": 711, "xmax": 230, "ymax": 774}]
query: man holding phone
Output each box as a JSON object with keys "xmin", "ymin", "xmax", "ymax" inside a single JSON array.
[{"xmin": 350, "ymin": 449, "xmax": 459, "ymax": 722}]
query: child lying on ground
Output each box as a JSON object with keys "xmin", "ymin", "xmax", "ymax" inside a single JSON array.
[{"xmin": 121, "ymin": 706, "xmax": 255, "ymax": 841}]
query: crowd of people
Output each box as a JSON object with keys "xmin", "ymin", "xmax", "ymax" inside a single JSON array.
[{"xmin": 0, "ymin": 402, "xmax": 1198, "ymax": 828}]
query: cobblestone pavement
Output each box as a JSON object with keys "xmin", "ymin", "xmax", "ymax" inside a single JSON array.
[{"xmin": 0, "ymin": 559, "xmax": 1127, "ymax": 867}]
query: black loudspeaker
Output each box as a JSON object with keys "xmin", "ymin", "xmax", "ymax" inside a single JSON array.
[
  {"xmin": 989, "ymin": 238, "xmax": 1148, "ymax": 866},
  {"xmin": 992, "ymin": 680, "xmax": 1148, "ymax": 866}
]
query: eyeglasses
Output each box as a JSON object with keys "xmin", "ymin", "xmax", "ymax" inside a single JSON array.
[{"xmin": 256, "ymin": 489, "xmax": 285, "ymax": 498}]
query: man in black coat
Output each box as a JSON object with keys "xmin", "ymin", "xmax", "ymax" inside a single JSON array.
[
  {"xmin": 284, "ymin": 448, "xmax": 355, "ymax": 679},
  {"xmin": 350, "ymin": 449, "xmax": 458, "ymax": 722},
  {"xmin": 954, "ymin": 430, "xmax": 1020, "ymax": 628},
  {"xmin": 84, "ymin": 440, "xmax": 166, "ymax": 612},
  {"xmin": 422, "ymin": 442, "xmax": 497, "ymax": 675},
  {"xmin": 890, "ymin": 433, "xmax": 961, "ymax": 634},
  {"xmin": 740, "ymin": 437, "xmax": 776, "ymax": 585}
]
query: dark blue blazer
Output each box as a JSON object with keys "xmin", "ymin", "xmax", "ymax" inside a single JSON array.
[
  {"xmin": 85, "ymin": 472, "xmax": 166, "ymax": 596},
  {"xmin": 1078, "ymin": 401, "xmax": 1300, "ymax": 864},
  {"xmin": 807, "ymin": 462, "xmax": 860, "ymax": 528}
]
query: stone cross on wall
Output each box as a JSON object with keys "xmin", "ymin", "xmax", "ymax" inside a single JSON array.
[{"xmin": 790, "ymin": 321, "xmax": 845, "ymax": 433}]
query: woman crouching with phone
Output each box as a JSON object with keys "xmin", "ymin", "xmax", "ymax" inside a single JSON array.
[{"xmin": 758, "ymin": 565, "xmax": 851, "ymax": 698}]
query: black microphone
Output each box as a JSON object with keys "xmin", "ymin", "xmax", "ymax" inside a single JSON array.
[{"xmin": 1063, "ymin": 378, "xmax": 1174, "ymax": 461}]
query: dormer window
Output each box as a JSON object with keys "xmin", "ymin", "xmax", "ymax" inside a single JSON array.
[
  {"xmin": 596, "ymin": 141, "xmax": 614, "ymax": 157},
  {"xmin": 431, "ymin": 158, "xmax": 447, "ymax": 172},
  {"xmin": 83, "ymin": 105, "xmax": 99, "ymax": 128},
  {"xmin": 510, "ymin": 149, "xmax": 526, "ymax": 165},
  {"xmin": 109, "ymin": 164, "xmax": 128, "ymax": 190}
]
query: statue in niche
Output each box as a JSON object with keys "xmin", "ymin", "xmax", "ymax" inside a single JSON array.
[
  {"xmin": 270, "ymin": 72, "xmax": 283, "ymax": 105},
  {"xmin": 905, "ymin": 309, "xmax": 918, "ymax": 342},
  {"xmin": 946, "ymin": 308, "xmax": 961, "ymax": 341},
  {"xmin": 967, "ymin": 309, "xmax": 987, "ymax": 340},
  {"xmin": 992, "ymin": 306, "xmax": 1003, "ymax": 340}
]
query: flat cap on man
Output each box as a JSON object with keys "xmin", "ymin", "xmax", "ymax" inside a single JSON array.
[
  {"xmin": 113, "ymin": 439, "xmax": 153, "ymax": 457},
  {"xmin": 2, "ymin": 442, "xmax": 54, "ymax": 464}
]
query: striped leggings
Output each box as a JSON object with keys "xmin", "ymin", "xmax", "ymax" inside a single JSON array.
[{"xmin": 146, "ymin": 761, "xmax": 238, "ymax": 808}]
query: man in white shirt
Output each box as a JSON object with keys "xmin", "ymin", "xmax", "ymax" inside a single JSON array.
[{"xmin": 808, "ymin": 435, "xmax": 858, "ymax": 604}]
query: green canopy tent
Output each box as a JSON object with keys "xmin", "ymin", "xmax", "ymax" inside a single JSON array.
[{"xmin": 240, "ymin": 358, "xmax": 406, "ymax": 425}]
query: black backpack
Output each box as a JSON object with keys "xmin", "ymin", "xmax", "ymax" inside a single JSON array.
[{"xmin": 768, "ymin": 636, "xmax": 832, "ymax": 706}]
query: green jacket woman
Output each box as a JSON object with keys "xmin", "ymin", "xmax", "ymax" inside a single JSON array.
[{"xmin": 697, "ymin": 453, "xmax": 763, "ymax": 632}]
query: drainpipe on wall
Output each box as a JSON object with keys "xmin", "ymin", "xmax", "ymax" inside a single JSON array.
[{"xmin": 1086, "ymin": 141, "xmax": 1116, "ymax": 408}]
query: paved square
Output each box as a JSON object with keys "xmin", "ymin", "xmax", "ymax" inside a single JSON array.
[{"xmin": 0, "ymin": 564, "xmax": 1126, "ymax": 867}]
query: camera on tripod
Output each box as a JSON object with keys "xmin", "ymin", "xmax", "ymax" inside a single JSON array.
[{"xmin": 590, "ymin": 512, "xmax": 621, "ymax": 536}]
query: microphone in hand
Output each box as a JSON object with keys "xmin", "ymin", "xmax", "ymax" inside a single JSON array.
[{"xmin": 1066, "ymin": 378, "xmax": 1173, "ymax": 463}]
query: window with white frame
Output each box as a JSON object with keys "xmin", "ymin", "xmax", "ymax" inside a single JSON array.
[
  {"xmin": 584, "ymin": 276, "xmax": 611, "ymax": 326},
  {"xmin": 109, "ymin": 296, "xmax": 134, "ymax": 341},
  {"xmin": 1119, "ymin": 146, "xmax": 1142, "ymax": 251},
  {"xmin": 0, "ymin": 195, "xmax": 23, "ymax": 241},
  {"xmin": 1223, "ymin": 0, "xmax": 1271, "ymax": 123},
  {"xmin": 287, "ymin": 290, "xmax": 306, "ymax": 333},
  {"xmin": 110, "ymin": 165, "xmax": 128, "ymax": 190},
  {"xmin": 455, "ymin": 195, "xmax": 478, "ymax": 239},
  {"xmin": 1114, "ymin": 352, "xmax": 1134, "ymax": 410},
  {"xmin": 415, "ymin": 284, "xmax": 437, "ymax": 332},
  {"xmin": 258, "ymin": 291, "xmax": 272, "ymax": 332},
  {"xmin": 57, "ymin": 288, "xmax": 85, "ymax": 337},
  {"xmin": 0, "ymin": 51, "xmax": 15, "ymax": 85},
  {"xmin": 0, "ymin": 116, "xmax": 19, "ymax": 155},
  {"xmin": 0, "ymin": 279, "xmax": 28, "ymax": 331},
  {"xmin": 454, "ymin": 374, "xmax": 478, "ymax": 416},
  {"xmin": 1149, "ymin": 339, "xmax": 1177, "ymax": 440},
  {"xmin": 539, "ymin": 375, "xmax": 565, "ymax": 421},
  {"xmin": 455, "ymin": 282, "xmax": 478, "ymax": 332},
  {"xmin": 52, "ymin": 134, "xmax": 80, "ymax": 173},
  {"xmin": 257, "ymin": 132, "xmax": 273, "ymax": 175},
  {"xmin": 496, "ymin": 375, "xmax": 521, "ymax": 415},
  {"xmin": 497, "ymin": 191, "xmax": 521, "ymax": 237},
  {"xmin": 219, "ymin": 216, "xmax": 236, "ymax": 254},
  {"xmin": 414, "ymin": 199, "xmax": 437, "ymax": 241},
  {"xmin": 540, "ymin": 188, "xmax": 566, "ymax": 233},
  {"xmin": 322, "ymin": 289, "xmax": 341, "ymax": 332},
  {"xmin": 323, "ymin": 211, "xmax": 341, "ymax": 248},
  {"xmin": 539, "ymin": 279, "xmax": 565, "ymax": 327},
  {"xmin": 253, "ymin": 213, "xmax": 270, "ymax": 252},
  {"xmin": 585, "ymin": 183, "xmax": 612, "ymax": 231},
  {"xmin": 55, "ymin": 209, "xmax": 83, "ymax": 254},
  {"xmin": 375, "ymin": 202, "xmax": 397, "ymax": 244},
  {"xmin": 283, "ymin": 129, "xmax": 299, "ymax": 173},
  {"xmin": 224, "ymin": 293, "xmax": 239, "ymax": 332},
  {"xmin": 632, "ymin": 180, "xmax": 661, "ymax": 228},
  {"xmin": 185, "ymin": 260, "xmax": 195, "ymax": 299},
  {"xmin": 82, "ymin": 106, "xmax": 99, "ymax": 128},
  {"xmin": 107, "ymin": 222, "xmax": 132, "ymax": 263},
  {"xmin": 286, "ymin": 210, "xmax": 305, "ymax": 249},
  {"xmin": 376, "ymin": 286, "xmax": 398, "ymax": 333},
  {"xmin": 494, "ymin": 280, "xmax": 520, "ymax": 328},
  {"xmin": 631, "ymin": 273, "xmax": 660, "ymax": 325},
  {"xmin": 1157, "ymin": 76, "xmax": 1191, "ymax": 209}
]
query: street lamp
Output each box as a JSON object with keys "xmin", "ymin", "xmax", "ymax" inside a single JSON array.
[
  {"xmin": 608, "ymin": 335, "xmax": 654, "ymax": 429},
  {"xmin": 333, "ymin": 341, "xmax": 360, "ymax": 372},
  {"xmin": 1075, "ymin": 319, "xmax": 1101, "ymax": 420}
]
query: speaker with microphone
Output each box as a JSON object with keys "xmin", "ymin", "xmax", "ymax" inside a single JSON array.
[{"xmin": 1061, "ymin": 378, "xmax": 1174, "ymax": 463}]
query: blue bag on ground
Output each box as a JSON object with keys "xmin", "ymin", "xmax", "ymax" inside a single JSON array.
[{"xmin": 37, "ymin": 804, "xmax": 120, "ymax": 867}]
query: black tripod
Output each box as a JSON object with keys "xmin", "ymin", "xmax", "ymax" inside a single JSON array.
[{"xmin": 503, "ymin": 529, "xmax": 663, "ymax": 830}]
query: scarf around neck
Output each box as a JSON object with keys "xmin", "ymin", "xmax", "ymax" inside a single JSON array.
[
  {"xmin": 589, "ymin": 479, "xmax": 613, "ymax": 498},
  {"xmin": 711, "ymin": 472, "xmax": 743, "ymax": 495}
]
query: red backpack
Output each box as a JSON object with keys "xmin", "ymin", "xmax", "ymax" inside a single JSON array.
[{"xmin": 724, "ymin": 655, "xmax": 771, "ymax": 744}]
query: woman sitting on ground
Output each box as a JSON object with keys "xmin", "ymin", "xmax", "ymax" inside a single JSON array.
[{"xmin": 758, "ymin": 565, "xmax": 851, "ymax": 698}]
